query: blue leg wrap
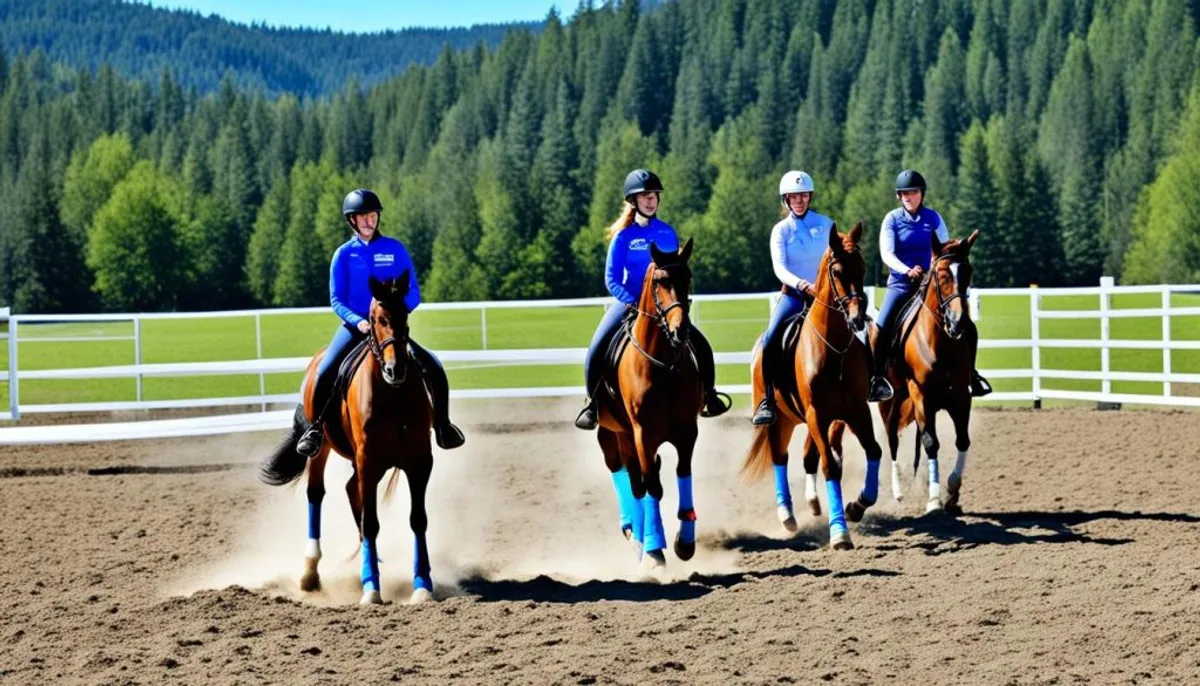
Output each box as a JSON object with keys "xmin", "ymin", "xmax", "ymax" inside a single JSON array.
[
  {"xmin": 774, "ymin": 464, "xmax": 792, "ymax": 508},
  {"xmin": 861, "ymin": 460, "xmax": 880, "ymax": 506},
  {"xmin": 826, "ymin": 479, "xmax": 847, "ymax": 537},
  {"xmin": 641, "ymin": 494, "xmax": 667, "ymax": 552},
  {"xmin": 361, "ymin": 538, "xmax": 381, "ymax": 593},
  {"xmin": 611, "ymin": 468, "xmax": 637, "ymax": 535},
  {"xmin": 307, "ymin": 502, "xmax": 321, "ymax": 540},
  {"xmin": 677, "ymin": 475, "xmax": 695, "ymax": 544},
  {"xmin": 413, "ymin": 536, "xmax": 432, "ymax": 591}
]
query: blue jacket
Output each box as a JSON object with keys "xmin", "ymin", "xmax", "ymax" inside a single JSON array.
[
  {"xmin": 770, "ymin": 210, "xmax": 834, "ymax": 288},
  {"xmin": 330, "ymin": 234, "xmax": 421, "ymax": 326},
  {"xmin": 879, "ymin": 206, "xmax": 950, "ymax": 286},
  {"xmin": 605, "ymin": 218, "xmax": 679, "ymax": 304}
]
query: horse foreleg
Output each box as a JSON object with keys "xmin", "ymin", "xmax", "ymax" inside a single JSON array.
[
  {"xmin": 672, "ymin": 424, "xmax": 699, "ymax": 561},
  {"xmin": 770, "ymin": 420, "xmax": 800, "ymax": 532},
  {"xmin": 405, "ymin": 452, "xmax": 434, "ymax": 603},
  {"xmin": 945, "ymin": 398, "xmax": 972, "ymax": 515},
  {"xmin": 913, "ymin": 394, "xmax": 943, "ymax": 514},
  {"xmin": 600, "ymin": 428, "xmax": 637, "ymax": 540},
  {"xmin": 356, "ymin": 457, "xmax": 385, "ymax": 605},
  {"xmin": 300, "ymin": 446, "xmax": 330, "ymax": 592},
  {"xmin": 632, "ymin": 425, "xmax": 667, "ymax": 568},
  {"xmin": 881, "ymin": 397, "xmax": 906, "ymax": 502},
  {"xmin": 801, "ymin": 434, "xmax": 821, "ymax": 517},
  {"xmin": 844, "ymin": 408, "xmax": 884, "ymax": 523},
  {"xmin": 805, "ymin": 409, "xmax": 852, "ymax": 550}
]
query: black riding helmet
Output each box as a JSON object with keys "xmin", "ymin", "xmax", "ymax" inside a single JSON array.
[
  {"xmin": 895, "ymin": 169, "xmax": 927, "ymax": 193},
  {"xmin": 623, "ymin": 169, "xmax": 664, "ymax": 201},
  {"xmin": 343, "ymin": 188, "xmax": 383, "ymax": 229}
]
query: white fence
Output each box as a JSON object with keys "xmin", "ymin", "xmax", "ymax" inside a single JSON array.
[{"xmin": 0, "ymin": 279, "xmax": 1197, "ymax": 442}]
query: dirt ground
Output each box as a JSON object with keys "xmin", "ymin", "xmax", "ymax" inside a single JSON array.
[{"xmin": 1, "ymin": 399, "xmax": 1199, "ymax": 685}]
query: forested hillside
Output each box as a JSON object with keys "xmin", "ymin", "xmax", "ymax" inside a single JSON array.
[
  {"xmin": 0, "ymin": 0, "xmax": 537, "ymax": 95},
  {"xmin": 0, "ymin": 0, "xmax": 1197, "ymax": 314}
]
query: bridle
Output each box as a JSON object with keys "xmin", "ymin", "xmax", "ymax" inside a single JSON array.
[
  {"xmin": 809, "ymin": 248, "xmax": 869, "ymax": 353},
  {"xmin": 920, "ymin": 253, "xmax": 970, "ymax": 338},
  {"xmin": 630, "ymin": 262, "xmax": 691, "ymax": 372},
  {"xmin": 367, "ymin": 308, "xmax": 410, "ymax": 383}
]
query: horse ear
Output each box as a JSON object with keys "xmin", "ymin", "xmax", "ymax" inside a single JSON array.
[
  {"xmin": 931, "ymin": 231, "xmax": 944, "ymax": 257},
  {"xmin": 965, "ymin": 229, "xmax": 980, "ymax": 251},
  {"xmin": 679, "ymin": 237, "xmax": 694, "ymax": 263},
  {"xmin": 649, "ymin": 241, "xmax": 665, "ymax": 265},
  {"xmin": 368, "ymin": 275, "xmax": 385, "ymax": 302},
  {"xmin": 395, "ymin": 269, "xmax": 411, "ymax": 294},
  {"xmin": 827, "ymin": 224, "xmax": 841, "ymax": 253},
  {"xmin": 848, "ymin": 221, "xmax": 863, "ymax": 244}
]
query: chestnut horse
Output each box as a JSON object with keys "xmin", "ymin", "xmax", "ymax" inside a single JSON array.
[
  {"xmin": 878, "ymin": 231, "xmax": 980, "ymax": 515},
  {"xmin": 741, "ymin": 223, "xmax": 883, "ymax": 549},
  {"xmin": 596, "ymin": 238, "xmax": 703, "ymax": 569},
  {"xmin": 259, "ymin": 274, "xmax": 435, "ymax": 604}
]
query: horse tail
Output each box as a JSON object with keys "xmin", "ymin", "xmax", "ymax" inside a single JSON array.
[
  {"xmin": 740, "ymin": 424, "xmax": 774, "ymax": 483},
  {"xmin": 258, "ymin": 405, "xmax": 309, "ymax": 486},
  {"xmin": 382, "ymin": 467, "xmax": 403, "ymax": 503}
]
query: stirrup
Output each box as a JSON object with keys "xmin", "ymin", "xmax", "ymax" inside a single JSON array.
[
  {"xmin": 700, "ymin": 390, "xmax": 732, "ymax": 418},
  {"xmin": 435, "ymin": 422, "xmax": 466, "ymax": 450},
  {"xmin": 574, "ymin": 401, "xmax": 598, "ymax": 431},
  {"xmin": 867, "ymin": 376, "xmax": 894, "ymax": 403},
  {"xmin": 751, "ymin": 398, "xmax": 777, "ymax": 426},
  {"xmin": 296, "ymin": 425, "xmax": 323, "ymax": 458},
  {"xmin": 970, "ymin": 372, "xmax": 993, "ymax": 398}
]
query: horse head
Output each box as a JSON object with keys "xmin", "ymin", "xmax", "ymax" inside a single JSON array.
[
  {"xmin": 646, "ymin": 238, "xmax": 694, "ymax": 348},
  {"xmin": 367, "ymin": 272, "xmax": 413, "ymax": 387},
  {"xmin": 929, "ymin": 229, "xmax": 979, "ymax": 340},
  {"xmin": 820, "ymin": 222, "xmax": 869, "ymax": 341}
]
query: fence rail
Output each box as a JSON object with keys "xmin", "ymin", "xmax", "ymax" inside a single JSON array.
[{"xmin": 0, "ymin": 279, "xmax": 1197, "ymax": 428}]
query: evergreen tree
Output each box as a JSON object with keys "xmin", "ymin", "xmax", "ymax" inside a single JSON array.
[
  {"xmin": 953, "ymin": 121, "xmax": 1002, "ymax": 285},
  {"xmin": 246, "ymin": 175, "xmax": 289, "ymax": 305}
]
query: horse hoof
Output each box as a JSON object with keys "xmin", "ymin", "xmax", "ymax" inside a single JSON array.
[
  {"xmin": 845, "ymin": 500, "xmax": 865, "ymax": 523},
  {"xmin": 777, "ymin": 505, "xmax": 798, "ymax": 533},
  {"xmin": 621, "ymin": 525, "xmax": 633, "ymax": 541},
  {"xmin": 410, "ymin": 588, "xmax": 434, "ymax": 605},
  {"xmin": 944, "ymin": 502, "xmax": 963, "ymax": 517},
  {"xmin": 299, "ymin": 572, "xmax": 321, "ymax": 593},
  {"xmin": 948, "ymin": 472, "xmax": 962, "ymax": 496},
  {"xmin": 830, "ymin": 530, "xmax": 854, "ymax": 551},
  {"xmin": 926, "ymin": 498, "xmax": 944, "ymax": 514},
  {"xmin": 643, "ymin": 549, "xmax": 667, "ymax": 569},
  {"xmin": 807, "ymin": 497, "xmax": 822, "ymax": 517},
  {"xmin": 360, "ymin": 590, "xmax": 383, "ymax": 605},
  {"xmin": 673, "ymin": 535, "xmax": 695, "ymax": 562}
]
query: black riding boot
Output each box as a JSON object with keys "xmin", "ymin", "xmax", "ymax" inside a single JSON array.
[
  {"xmin": 410, "ymin": 341, "xmax": 465, "ymax": 450},
  {"xmin": 970, "ymin": 370, "xmax": 993, "ymax": 397},
  {"xmin": 752, "ymin": 335, "xmax": 779, "ymax": 426},
  {"xmin": 690, "ymin": 327, "xmax": 732, "ymax": 418},
  {"xmin": 867, "ymin": 328, "xmax": 895, "ymax": 403}
]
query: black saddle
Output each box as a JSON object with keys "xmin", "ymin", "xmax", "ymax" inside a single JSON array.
[{"xmin": 883, "ymin": 284, "xmax": 927, "ymax": 360}]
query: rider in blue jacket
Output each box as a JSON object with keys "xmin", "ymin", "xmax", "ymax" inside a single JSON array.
[
  {"xmin": 868, "ymin": 170, "xmax": 991, "ymax": 401},
  {"xmin": 751, "ymin": 171, "xmax": 855, "ymax": 425},
  {"xmin": 574, "ymin": 169, "xmax": 732, "ymax": 430},
  {"xmin": 295, "ymin": 189, "xmax": 465, "ymax": 457}
]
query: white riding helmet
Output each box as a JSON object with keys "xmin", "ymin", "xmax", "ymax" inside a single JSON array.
[{"xmin": 779, "ymin": 170, "xmax": 815, "ymax": 204}]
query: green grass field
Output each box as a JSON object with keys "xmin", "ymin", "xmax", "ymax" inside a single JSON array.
[{"xmin": 3, "ymin": 289, "xmax": 1198, "ymax": 408}]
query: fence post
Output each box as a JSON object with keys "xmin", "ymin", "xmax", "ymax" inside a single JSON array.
[
  {"xmin": 1162, "ymin": 287, "xmax": 1172, "ymax": 398},
  {"xmin": 256, "ymin": 313, "xmax": 266, "ymax": 412},
  {"xmin": 133, "ymin": 316, "xmax": 143, "ymax": 403},
  {"xmin": 8, "ymin": 316, "xmax": 18, "ymax": 421},
  {"xmin": 1030, "ymin": 286, "xmax": 1041, "ymax": 409},
  {"xmin": 691, "ymin": 299, "xmax": 699, "ymax": 326},
  {"xmin": 481, "ymin": 306, "xmax": 488, "ymax": 351},
  {"xmin": 1099, "ymin": 276, "xmax": 1113, "ymax": 397}
]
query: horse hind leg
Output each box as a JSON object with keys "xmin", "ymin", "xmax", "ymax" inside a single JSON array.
[
  {"xmin": 672, "ymin": 425, "xmax": 699, "ymax": 561},
  {"xmin": 767, "ymin": 420, "xmax": 799, "ymax": 532},
  {"xmin": 300, "ymin": 446, "xmax": 330, "ymax": 593},
  {"xmin": 801, "ymin": 435, "xmax": 821, "ymax": 517},
  {"xmin": 405, "ymin": 452, "xmax": 435, "ymax": 604},
  {"xmin": 914, "ymin": 397, "xmax": 943, "ymax": 514},
  {"xmin": 843, "ymin": 410, "xmax": 884, "ymax": 524},
  {"xmin": 944, "ymin": 401, "xmax": 972, "ymax": 516},
  {"xmin": 601, "ymin": 428, "xmax": 638, "ymax": 541}
]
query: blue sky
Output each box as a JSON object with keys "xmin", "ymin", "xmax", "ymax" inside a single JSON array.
[{"xmin": 148, "ymin": 0, "xmax": 565, "ymax": 30}]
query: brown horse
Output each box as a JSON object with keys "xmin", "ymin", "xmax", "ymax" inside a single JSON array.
[
  {"xmin": 878, "ymin": 231, "xmax": 979, "ymax": 515},
  {"xmin": 596, "ymin": 238, "xmax": 703, "ymax": 569},
  {"xmin": 741, "ymin": 223, "xmax": 883, "ymax": 549},
  {"xmin": 259, "ymin": 273, "xmax": 435, "ymax": 604}
]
